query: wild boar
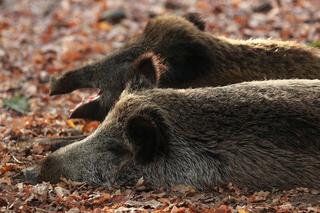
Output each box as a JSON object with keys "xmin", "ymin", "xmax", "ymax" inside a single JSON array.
[
  {"xmin": 50, "ymin": 13, "xmax": 320, "ymax": 121},
  {"xmin": 25, "ymin": 55, "xmax": 320, "ymax": 190}
]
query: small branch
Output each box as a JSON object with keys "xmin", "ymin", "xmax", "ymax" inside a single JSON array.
[{"xmin": 11, "ymin": 154, "xmax": 22, "ymax": 164}]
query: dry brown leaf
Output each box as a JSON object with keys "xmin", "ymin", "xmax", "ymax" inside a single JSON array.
[
  {"xmin": 82, "ymin": 121, "xmax": 100, "ymax": 133},
  {"xmin": 92, "ymin": 193, "xmax": 111, "ymax": 205},
  {"xmin": 214, "ymin": 205, "xmax": 232, "ymax": 213}
]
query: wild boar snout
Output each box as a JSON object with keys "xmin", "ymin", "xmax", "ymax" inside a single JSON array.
[{"xmin": 23, "ymin": 166, "xmax": 41, "ymax": 185}]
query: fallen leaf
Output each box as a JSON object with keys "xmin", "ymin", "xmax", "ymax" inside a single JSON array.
[
  {"xmin": 170, "ymin": 206, "xmax": 187, "ymax": 213},
  {"xmin": 82, "ymin": 121, "xmax": 100, "ymax": 133},
  {"xmin": 214, "ymin": 205, "xmax": 232, "ymax": 213},
  {"xmin": 92, "ymin": 193, "xmax": 111, "ymax": 205},
  {"xmin": 237, "ymin": 206, "xmax": 249, "ymax": 213},
  {"xmin": 97, "ymin": 22, "xmax": 113, "ymax": 31},
  {"xmin": 249, "ymin": 191, "xmax": 270, "ymax": 202},
  {"xmin": 308, "ymin": 40, "xmax": 320, "ymax": 48},
  {"xmin": 31, "ymin": 182, "xmax": 51, "ymax": 202},
  {"xmin": 0, "ymin": 163, "xmax": 15, "ymax": 174},
  {"xmin": 66, "ymin": 119, "xmax": 77, "ymax": 129},
  {"xmin": 4, "ymin": 95, "xmax": 30, "ymax": 114},
  {"xmin": 54, "ymin": 186, "xmax": 70, "ymax": 198},
  {"xmin": 125, "ymin": 199, "xmax": 162, "ymax": 209},
  {"xmin": 171, "ymin": 184, "xmax": 196, "ymax": 195}
]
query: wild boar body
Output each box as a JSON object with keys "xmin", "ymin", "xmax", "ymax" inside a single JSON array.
[
  {"xmin": 27, "ymin": 79, "xmax": 320, "ymax": 190},
  {"xmin": 50, "ymin": 14, "xmax": 320, "ymax": 121}
]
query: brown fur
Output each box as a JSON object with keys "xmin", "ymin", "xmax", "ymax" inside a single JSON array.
[
  {"xmin": 25, "ymin": 79, "xmax": 320, "ymax": 190},
  {"xmin": 25, "ymin": 57, "xmax": 320, "ymax": 191},
  {"xmin": 50, "ymin": 13, "xmax": 320, "ymax": 121}
]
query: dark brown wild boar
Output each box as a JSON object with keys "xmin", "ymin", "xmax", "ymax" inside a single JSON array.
[
  {"xmin": 50, "ymin": 13, "xmax": 320, "ymax": 121},
  {"xmin": 25, "ymin": 55, "xmax": 320, "ymax": 190}
]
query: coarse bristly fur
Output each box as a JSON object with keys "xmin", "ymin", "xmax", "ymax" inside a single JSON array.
[
  {"xmin": 50, "ymin": 13, "xmax": 320, "ymax": 121},
  {"xmin": 25, "ymin": 56, "xmax": 320, "ymax": 191}
]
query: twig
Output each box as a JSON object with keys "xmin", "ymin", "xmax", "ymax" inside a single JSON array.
[{"xmin": 11, "ymin": 154, "xmax": 22, "ymax": 164}]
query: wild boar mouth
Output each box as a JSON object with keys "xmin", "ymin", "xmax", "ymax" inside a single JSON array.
[
  {"xmin": 71, "ymin": 94, "xmax": 99, "ymax": 113},
  {"xmin": 68, "ymin": 89, "xmax": 104, "ymax": 121}
]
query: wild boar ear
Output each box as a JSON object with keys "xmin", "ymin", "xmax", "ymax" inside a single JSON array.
[
  {"xmin": 183, "ymin": 12, "xmax": 206, "ymax": 31},
  {"xmin": 126, "ymin": 109, "xmax": 169, "ymax": 162},
  {"xmin": 126, "ymin": 53, "xmax": 166, "ymax": 90}
]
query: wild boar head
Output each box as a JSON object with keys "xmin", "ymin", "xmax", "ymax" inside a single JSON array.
[
  {"xmin": 49, "ymin": 13, "xmax": 208, "ymax": 121},
  {"xmin": 25, "ymin": 53, "xmax": 170, "ymax": 187}
]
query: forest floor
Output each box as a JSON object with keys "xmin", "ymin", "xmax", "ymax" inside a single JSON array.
[{"xmin": 0, "ymin": 0, "xmax": 320, "ymax": 212}]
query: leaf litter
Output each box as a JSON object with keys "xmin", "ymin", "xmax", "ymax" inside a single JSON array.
[{"xmin": 0, "ymin": 0, "xmax": 320, "ymax": 212}]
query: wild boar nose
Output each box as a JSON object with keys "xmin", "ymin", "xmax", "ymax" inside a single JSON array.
[{"xmin": 23, "ymin": 166, "xmax": 41, "ymax": 185}]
